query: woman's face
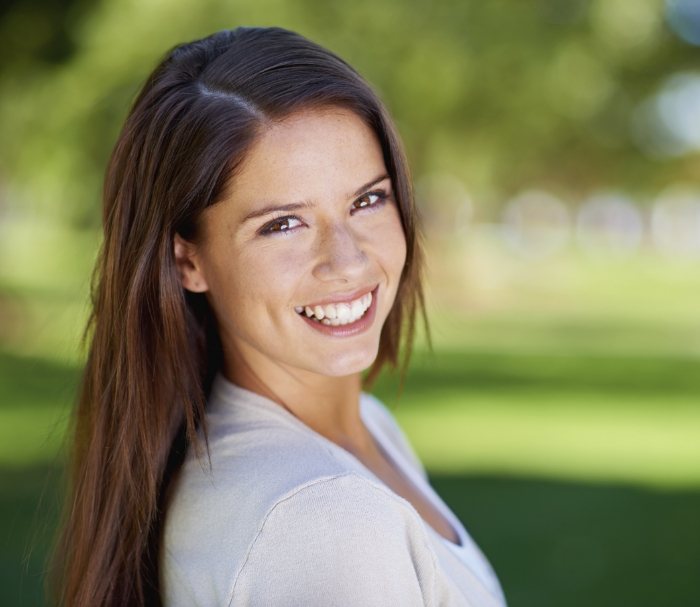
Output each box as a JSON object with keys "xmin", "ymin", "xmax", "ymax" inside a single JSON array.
[{"xmin": 175, "ymin": 107, "xmax": 407, "ymax": 380}]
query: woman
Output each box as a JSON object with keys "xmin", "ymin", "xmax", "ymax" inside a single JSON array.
[{"xmin": 52, "ymin": 26, "xmax": 507, "ymax": 606}]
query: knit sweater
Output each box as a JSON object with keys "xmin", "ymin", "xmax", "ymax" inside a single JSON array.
[{"xmin": 160, "ymin": 373, "xmax": 507, "ymax": 606}]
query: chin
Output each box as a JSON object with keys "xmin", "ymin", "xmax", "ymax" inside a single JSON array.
[{"xmin": 314, "ymin": 346, "xmax": 379, "ymax": 377}]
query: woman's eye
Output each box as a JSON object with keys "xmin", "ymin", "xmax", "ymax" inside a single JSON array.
[
  {"xmin": 353, "ymin": 190, "xmax": 389, "ymax": 212},
  {"xmin": 259, "ymin": 215, "xmax": 303, "ymax": 236}
]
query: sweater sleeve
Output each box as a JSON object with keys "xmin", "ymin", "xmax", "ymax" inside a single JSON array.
[{"xmin": 228, "ymin": 473, "xmax": 439, "ymax": 607}]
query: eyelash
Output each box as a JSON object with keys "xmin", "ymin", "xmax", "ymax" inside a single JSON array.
[{"xmin": 258, "ymin": 189, "xmax": 391, "ymax": 237}]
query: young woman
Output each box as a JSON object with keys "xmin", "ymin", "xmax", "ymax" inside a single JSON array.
[{"xmin": 52, "ymin": 26, "xmax": 507, "ymax": 606}]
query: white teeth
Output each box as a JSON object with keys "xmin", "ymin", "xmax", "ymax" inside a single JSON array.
[
  {"xmin": 351, "ymin": 300, "xmax": 363, "ymax": 317},
  {"xmin": 297, "ymin": 288, "xmax": 375, "ymax": 325},
  {"xmin": 336, "ymin": 303, "xmax": 351, "ymax": 321}
]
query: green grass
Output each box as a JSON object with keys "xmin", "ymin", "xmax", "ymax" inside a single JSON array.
[
  {"xmin": 399, "ymin": 391, "xmax": 700, "ymax": 488},
  {"xmin": 372, "ymin": 346, "xmax": 700, "ymax": 489},
  {"xmin": 430, "ymin": 474, "xmax": 700, "ymax": 607},
  {"xmin": 0, "ymin": 352, "xmax": 76, "ymax": 467},
  {"xmin": 0, "ymin": 465, "xmax": 62, "ymax": 607}
]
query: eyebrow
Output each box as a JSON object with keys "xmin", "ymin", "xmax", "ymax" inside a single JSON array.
[
  {"xmin": 240, "ymin": 173, "xmax": 390, "ymax": 224},
  {"xmin": 352, "ymin": 173, "xmax": 391, "ymax": 198}
]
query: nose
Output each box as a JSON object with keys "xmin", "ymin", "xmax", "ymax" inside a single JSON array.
[{"xmin": 311, "ymin": 221, "xmax": 369, "ymax": 283}]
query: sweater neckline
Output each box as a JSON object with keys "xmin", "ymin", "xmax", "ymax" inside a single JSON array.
[{"xmin": 209, "ymin": 372, "xmax": 467, "ymax": 548}]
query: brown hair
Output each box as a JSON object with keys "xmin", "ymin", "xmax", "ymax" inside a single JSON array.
[{"xmin": 50, "ymin": 26, "xmax": 429, "ymax": 606}]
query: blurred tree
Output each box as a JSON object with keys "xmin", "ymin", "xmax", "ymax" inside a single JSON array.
[
  {"xmin": 0, "ymin": 0, "xmax": 96, "ymax": 74},
  {"xmin": 0, "ymin": 0, "xmax": 698, "ymax": 229}
]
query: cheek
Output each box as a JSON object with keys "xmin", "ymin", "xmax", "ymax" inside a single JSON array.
[
  {"xmin": 372, "ymin": 210, "xmax": 407, "ymax": 273},
  {"xmin": 217, "ymin": 243, "xmax": 305, "ymax": 308}
]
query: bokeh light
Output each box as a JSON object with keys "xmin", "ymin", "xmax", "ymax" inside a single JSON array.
[
  {"xmin": 575, "ymin": 192, "xmax": 644, "ymax": 256},
  {"xmin": 651, "ymin": 184, "xmax": 700, "ymax": 257},
  {"xmin": 500, "ymin": 190, "xmax": 570, "ymax": 258},
  {"xmin": 632, "ymin": 72, "xmax": 700, "ymax": 157},
  {"xmin": 415, "ymin": 172, "xmax": 473, "ymax": 239},
  {"xmin": 665, "ymin": 0, "xmax": 700, "ymax": 46}
]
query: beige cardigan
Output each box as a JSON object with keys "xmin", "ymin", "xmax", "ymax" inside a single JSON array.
[{"xmin": 161, "ymin": 373, "xmax": 507, "ymax": 606}]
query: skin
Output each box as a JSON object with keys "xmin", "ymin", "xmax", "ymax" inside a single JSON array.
[{"xmin": 173, "ymin": 106, "xmax": 407, "ymax": 454}]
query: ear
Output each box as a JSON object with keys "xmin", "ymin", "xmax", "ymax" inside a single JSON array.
[{"xmin": 173, "ymin": 233, "xmax": 209, "ymax": 293}]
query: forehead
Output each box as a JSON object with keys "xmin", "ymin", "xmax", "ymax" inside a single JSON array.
[{"xmin": 229, "ymin": 107, "xmax": 386, "ymax": 201}]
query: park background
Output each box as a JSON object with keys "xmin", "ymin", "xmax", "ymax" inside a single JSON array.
[{"xmin": 1, "ymin": 0, "xmax": 699, "ymax": 605}]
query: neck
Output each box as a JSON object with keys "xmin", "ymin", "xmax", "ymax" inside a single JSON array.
[{"xmin": 222, "ymin": 345, "xmax": 374, "ymax": 453}]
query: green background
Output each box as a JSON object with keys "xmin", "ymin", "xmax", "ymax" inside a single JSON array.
[{"xmin": 1, "ymin": 0, "xmax": 699, "ymax": 605}]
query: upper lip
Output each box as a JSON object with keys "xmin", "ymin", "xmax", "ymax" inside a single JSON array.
[{"xmin": 300, "ymin": 284, "xmax": 378, "ymax": 308}]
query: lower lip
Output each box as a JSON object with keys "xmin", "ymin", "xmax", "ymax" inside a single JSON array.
[{"xmin": 298, "ymin": 286, "xmax": 379, "ymax": 337}]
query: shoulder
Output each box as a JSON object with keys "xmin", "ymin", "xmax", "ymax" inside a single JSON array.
[
  {"xmin": 164, "ymin": 404, "xmax": 437, "ymax": 605},
  {"xmin": 244, "ymin": 472, "xmax": 431, "ymax": 546},
  {"xmin": 161, "ymin": 411, "xmax": 353, "ymax": 605},
  {"xmin": 231, "ymin": 472, "xmax": 438, "ymax": 606},
  {"xmin": 163, "ymin": 466, "xmax": 487, "ymax": 607},
  {"xmin": 163, "ymin": 467, "xmax": 439, "ymax": 606},
  {"xmin": 168, "ymin": 403, "xmax": 355, "ymax": 521},
  {"xmin": 161, "ymin": 388, "xmax": 436, "ymax": 606},
  {"xmin": 162, "ymin": 405, "xmax": 351, "ymax": 530}
]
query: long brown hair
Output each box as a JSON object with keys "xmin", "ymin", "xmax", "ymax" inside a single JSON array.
[{"xmin": 50, "ymin": 26, "xmax": 429, "ymax": 606}]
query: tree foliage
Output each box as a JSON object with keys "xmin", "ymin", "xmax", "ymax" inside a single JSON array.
[{"xmin": 0, "ymin": 0, "xmax": 697, "ymax": 228}]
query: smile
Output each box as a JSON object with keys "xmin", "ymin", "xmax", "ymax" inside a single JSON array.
[
  {"xmin": 294, "ymin": 285, "xmax": 379, "ymax": 336},
  {"xmin": 295, "ymin": 289, "xmax": 373, "ymax": 326}
]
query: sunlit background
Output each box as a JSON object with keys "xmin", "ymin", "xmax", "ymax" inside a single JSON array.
[{"xmin": 1, "ymin": 0, "xmax": 699, "ymax": 605}]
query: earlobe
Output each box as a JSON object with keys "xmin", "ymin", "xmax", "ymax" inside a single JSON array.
[{"xmin": 173, "ymin": 233, "xmax": 209, "ymax": 293}]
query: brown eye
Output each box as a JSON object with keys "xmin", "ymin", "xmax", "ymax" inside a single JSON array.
[
  {"xmin": 260, "ymin": 216, "xmax": 303, "ymax": 236},
  {"xmin": 353, "ymin": 190, "xmax": 389, "ymax": 211}
]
